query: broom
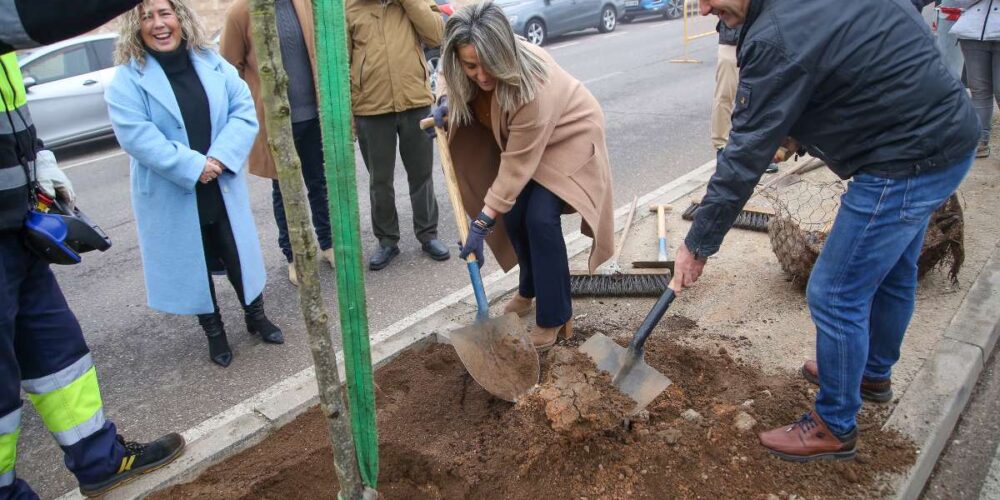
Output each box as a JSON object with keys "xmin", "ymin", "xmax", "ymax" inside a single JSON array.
[
  {"xmin": 570, "ymin": 196, "xmax": 669, "ymax": 297},
  {"xmin": 682, "ymin": 156, "xmax": 825, "ymax": 232}
]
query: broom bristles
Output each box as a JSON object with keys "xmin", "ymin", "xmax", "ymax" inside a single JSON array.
[
  {"xmin": 682, "ymin": 200, "xmax": 772, "ymax": 232},
  {"xmin": 570, "ymin": 273, "xmax": 669, "ymax": 297}
]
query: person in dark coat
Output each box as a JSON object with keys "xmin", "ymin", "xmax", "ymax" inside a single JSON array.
[{"xmin": 677, "ymin": 0, "xmax": 978, "ymax": 462}]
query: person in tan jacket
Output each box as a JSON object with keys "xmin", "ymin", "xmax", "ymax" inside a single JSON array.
[
  {"xmin": 434, "ymin": 1, "xmax": 615, "ymax": 350},
  {"xmin": 220, "ymin": 0, "xmax": 333, "ymax": 286},
  {"xmin": 346, "ymin": 0, "xmax": 451, "ymax": 270}
]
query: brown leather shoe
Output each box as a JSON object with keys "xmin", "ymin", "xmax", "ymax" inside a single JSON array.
[
  {"xmin": 503, "ymin": 294, "xmax": 534, "ymax": 317},
  {"xmin": 759, "ymin": 411, "xmax": 857, "ymax": 462},
  {"xmin": 531, "ymin": 319, "xmax": 574, "ymax": 351},
  {"xmin": 801, "ymin": 360, "xmax": 893, "ymax": 403}
]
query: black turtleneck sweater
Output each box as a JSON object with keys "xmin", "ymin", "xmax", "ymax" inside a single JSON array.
[{"xmin": 146, "ymin": 42, "xmax": 224, "ymax": 226}]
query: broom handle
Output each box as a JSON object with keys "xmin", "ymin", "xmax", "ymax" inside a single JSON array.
[
  {"xmin": 612, "ymin": 196, "xmax": 639, "ymax": 265},
  {"xmin": 420, "ymin": 117, "xmax": 489, "ymax": 320},
  {"xmin": 656, "ymin": 205, "xmax": 668, "ymax": 262}
]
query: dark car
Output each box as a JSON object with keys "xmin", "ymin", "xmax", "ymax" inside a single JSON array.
[{"xmin": 621, "ymin": 0, "xmax": 683, "ymax": 23}]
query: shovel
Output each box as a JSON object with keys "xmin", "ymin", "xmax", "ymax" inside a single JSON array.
[
  {"xmin": 421, "ymin": 117, "xmax": 540, "ymax": 402},
  {"xmin": 579, "ymin": 285, "xmax": 677, "ymax": 412}
]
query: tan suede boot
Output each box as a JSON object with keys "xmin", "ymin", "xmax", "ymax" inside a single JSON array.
[
  {"xmin": 530, "ymin": 319, "xmax": 573, "ymax": 351},
  {"xmin": 503, "ymin": 294, "xmax": 534, "ymax": 317}
]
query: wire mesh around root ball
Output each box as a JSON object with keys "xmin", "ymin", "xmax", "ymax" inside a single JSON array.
[{"xmin": 762, "ymin": 180, "xmax": 965, "ymax": 287}]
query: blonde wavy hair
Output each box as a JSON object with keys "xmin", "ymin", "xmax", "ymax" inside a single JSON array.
[
  {"xmin": 441, "ymin": 1, "xmax": 548, "ymax": 127},
  {"xmin": 114, "ymin": 0, "xmax": 212, "ymax": 66}
]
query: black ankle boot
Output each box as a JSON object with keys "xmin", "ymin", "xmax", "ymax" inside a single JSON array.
[
  {"xmin": 197, "ymin": 312, "xmax": 233, "ymax": 367},
  {"xmin": 244, "ymin": 296, "xmax": 284, "ymax": 344}
]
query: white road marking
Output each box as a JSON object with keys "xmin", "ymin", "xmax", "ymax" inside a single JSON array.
[
  {"xmin": 549, "ymin": 41, "xmax": 580, "ymax": 50},
  {"xmin": 583, "ymin": 71, "xmax": 624, "ymax": 85},
  {"xmin": 61, "ymin": 150, "xmax": 126, "ymax": 171}
]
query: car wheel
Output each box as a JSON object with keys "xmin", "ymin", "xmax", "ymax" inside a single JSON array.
[
  {"xmin": 524, "ymin": 19, "xmax": 546, "ymax": 45},
  {"xmin": 598, "ymin": 5, "xmax": 617, "ymax": 33},
  {"xmin": 664, "ymin": 0, "xmax": 683, "ymax": 19}
]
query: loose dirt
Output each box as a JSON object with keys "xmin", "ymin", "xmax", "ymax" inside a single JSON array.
[{"xmin": 156, "ymin": 315, "xmax": 915, "ymax": 499}]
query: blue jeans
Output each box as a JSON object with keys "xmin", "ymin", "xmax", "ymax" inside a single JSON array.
[{"xmin": 808, "ymin": 153, "xmax": 974, "ymax": 437}]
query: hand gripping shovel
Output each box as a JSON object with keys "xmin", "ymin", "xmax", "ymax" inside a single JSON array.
[
  {"xmin": 579, "ymin": 285, "xmax": 677, "ymax": 412},
  {"xmin": 421, "ymin": 118, "xmax": 540, "ymax": 402}
]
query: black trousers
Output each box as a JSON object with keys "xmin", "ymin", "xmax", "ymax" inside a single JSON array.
[
  {"xmin": 200, "ymin": 207, "xmax": 250, "ymax": 310},
  {"xmin": 503, "ymin": 181, "xmax": 572, "ymax": 328},
  {"xmin": 355, "ymin": 106, "xmax": 439, "ymax": 247},
  {"xmin": 271, "ymin": 118, "xmax": 332, "ymax": 263}
]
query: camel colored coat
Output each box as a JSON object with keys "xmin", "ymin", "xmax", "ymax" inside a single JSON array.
[
  {"xmin": 219, "ymin": 0, "xmax": 317, "ymax": 180},
  {"xmin": 445, "ymin": 46, "xmax": 614, "ymax": 273}
]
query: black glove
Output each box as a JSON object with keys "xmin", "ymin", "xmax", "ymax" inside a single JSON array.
[
  {"xmin": 458, "ymin": 211, "xmax": 494, "ymax": 266},
  {"xmin": 425, "ymin": 96, "xmax": 449, "ymax": 139}
]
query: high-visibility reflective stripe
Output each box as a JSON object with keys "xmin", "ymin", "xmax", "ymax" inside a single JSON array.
[
  {"xmin": 0, "ymin": 469, "xmax": 13, "ymax": 487},
  {"xmin": 0, "ymin": 428, "xmax": 18, "ymax": 476},
  {"xmin": 26, "ymin": 366, "xmax": 103, "ymax": 434},
  {"xmin": 0, "ymin": 0, "xmax": 34, "ymax": 51},
  {"xmin": 0, "ymin": 104, "xmax": 31, "ymax": 134},
  {"xmin": 0, "ymin": 52, "xmax": 25, "ymax": 111},
  {"xmin": 0, "ymin": 408, "xmax": 18, "ymax": 434},
  {"xmin": 51, "ymin": 408, "xmax": 105, "ymax": 447},
  {"xmin": 22, "ymin": 354, "xmax": 94, "ymax": 394},
  {"xmin": 0, "ymin": 164, "xmax": 25, "ymax": 190},
  {"xmin": 0, "ymin": 407, "xmax": 20, "ymax": 477}
]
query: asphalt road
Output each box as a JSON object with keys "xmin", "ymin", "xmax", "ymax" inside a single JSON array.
[{"xmin": 19, "ymin": 16, "xmax": 719, "ymax": 497}]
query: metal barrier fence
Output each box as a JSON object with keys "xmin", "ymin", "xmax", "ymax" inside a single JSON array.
[{"xmin": 670, "ymin": 0, "xmax": 716, "ymax": 64}]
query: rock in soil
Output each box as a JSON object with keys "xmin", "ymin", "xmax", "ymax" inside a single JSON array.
[
  {"xmin": 525, "ymin": 347, "xmax": 633, "ymax": 440},
  {"xmin": 733, "ymin": 411, "xmax": 757, "ymax": 433}
]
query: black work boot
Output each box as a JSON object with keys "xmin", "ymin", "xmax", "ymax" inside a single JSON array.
[
  {"xmin": 198, "ymin": 312, "xmax": 233, "ymax": 367},
  {"xmin": 78, "ymin": 433, "xmax": 186, "ymax": 498},
  {"xmin": 244, "ymin": 295, "xmax": 284, "ymax": 344},
  {"xmin": 368, "ymin": 244, "xmax": 400, "ymax": 270}
]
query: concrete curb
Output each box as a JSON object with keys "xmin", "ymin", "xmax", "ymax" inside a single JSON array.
[
  {"xmin": 888, "ymin": 242, "xmax": 1000, "ymax": 500},
  {"xmin": 58, "ymin": 161, "xmax": 717, "ymax": 499}
]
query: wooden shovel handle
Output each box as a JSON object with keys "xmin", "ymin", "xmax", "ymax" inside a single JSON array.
[{"xmin": 420, "ymin": 117, "xmax": 476, "ymax": 264}]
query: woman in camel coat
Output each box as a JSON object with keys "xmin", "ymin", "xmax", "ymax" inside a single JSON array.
[{"xmin": 436, "ymin": 1, "xmax": 614, "ymax": 350}]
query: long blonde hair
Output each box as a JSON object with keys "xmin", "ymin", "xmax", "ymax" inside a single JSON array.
[
  {"xmin": 441, "ymin": 1, "xmax": 549, "ymax": 126},
  {"xmin": 114, "ymin": 0, "xmax": 212, "ymax": 66}
]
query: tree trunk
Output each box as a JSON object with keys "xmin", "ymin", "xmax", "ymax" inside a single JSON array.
[{"xmin": 247, "ymin": 2, "xmax": 369, "ymax": 498}]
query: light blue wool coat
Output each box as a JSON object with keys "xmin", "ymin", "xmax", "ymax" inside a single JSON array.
[{"xmin": 105, "ymin": 48, "xmax": 265, "ymax": 315}]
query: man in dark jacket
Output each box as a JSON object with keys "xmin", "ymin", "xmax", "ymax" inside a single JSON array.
[
  {"xmin": 674, "ymin": 0, "xmax": 979, "ymax": 462},
  {"xmin": 0, "ymin": 2, "xmax": 185, "ymax": 498}
]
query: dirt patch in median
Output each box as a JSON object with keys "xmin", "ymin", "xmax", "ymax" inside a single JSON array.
[{"xmin": 156, "ymin": 313, "xmax": 915, "ymax": 500}]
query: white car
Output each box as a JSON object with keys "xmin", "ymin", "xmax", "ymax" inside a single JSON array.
[{"xmin": 17, "ymin": 33, "xmax": 118, "ymax": 149}]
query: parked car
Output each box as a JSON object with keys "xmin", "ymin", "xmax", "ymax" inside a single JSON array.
[
  {"xmin": 621, "ymin": 0, "xmax": 683, "ymax": 23},
  {"xmin": 424, "ymin": 0, "xmax": 455, "ymax": 97},
  {"xmin": 17, "ymin": 33, "xmax": 118, "ymax": 149},
  {"xmin": 497, "ymin": 0, "xmax": 625, "ymax": 46}
]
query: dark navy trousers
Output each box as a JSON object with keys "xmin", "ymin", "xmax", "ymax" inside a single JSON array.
[
  {"xmin": 0, "ymin": 233, "xmax": 125, "ymax": 499},
  {"xmin": 503, "ymin": 181, "xmax": 572, "ymax": 328}
]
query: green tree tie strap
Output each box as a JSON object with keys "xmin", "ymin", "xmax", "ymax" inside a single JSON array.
[{"xmin": 312, "ymin": 0, "xmax": 379, "ymax": 488}]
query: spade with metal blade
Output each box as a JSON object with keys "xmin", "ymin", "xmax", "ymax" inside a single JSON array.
[
  {"xmin": 421, "ymin": 117, "xmax": 540, "ymax": 402},
  {"xmin": 580, "ymin": 285, "xmax": 677, "ymax": 412}
]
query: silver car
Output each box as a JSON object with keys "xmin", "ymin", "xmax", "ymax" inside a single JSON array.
[
  {"xmin": 17, "ymin": 33, "xmax": 118, "ymax": 149},
  {"xmin": 498, "ymin": 0, "xmax": 625, "ymax": 46}
]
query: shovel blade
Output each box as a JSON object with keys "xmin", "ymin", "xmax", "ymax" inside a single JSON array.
[
  {"xmin": 449, "ymin": 312, "xmax": 540, "ymax": 402},
  {"xmin": 579, "ymin": 333, "xmax": 672, "ymax": 412}
]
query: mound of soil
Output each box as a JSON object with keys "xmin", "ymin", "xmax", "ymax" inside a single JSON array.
[
  {"xmin": 526, "ymin": 347, "xmax": 633, "ymax": 439},
  {"xmin": 156, "ymin": 317, "xmax": 915, "ymax": 499}
]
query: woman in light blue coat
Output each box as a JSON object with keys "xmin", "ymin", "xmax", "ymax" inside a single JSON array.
[
  {"xmin": 106, "ymin": 0, "xmax": 281, "ymax": 367},
  {"xmin": 952, "ymin": 0, "xmax": 1000, "ymax": 157}
]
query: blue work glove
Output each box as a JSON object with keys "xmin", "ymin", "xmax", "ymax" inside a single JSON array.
[
  {"xmin": 458, "ymin": 211, "xmax": 495, "ymax": 266},
  {"xmin": 425, "ymin": 96, "xmax": 449, "ymax": 139}
]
